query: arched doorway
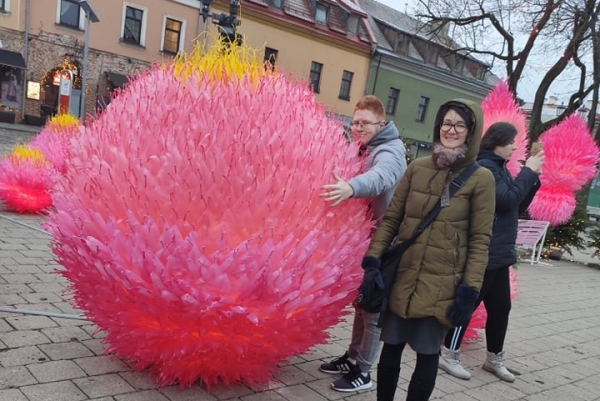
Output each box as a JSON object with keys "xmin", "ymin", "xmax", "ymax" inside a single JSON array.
[{"xmin": 40, "ymin": 57, "xmax": 82, "ymax": 118}]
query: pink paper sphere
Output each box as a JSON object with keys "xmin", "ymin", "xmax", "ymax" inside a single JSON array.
[
  {"xmin": 0, "ymin": 154, "xmax": 55, "ymax": 213},
  {"xmin": 45, "ymin": 67, "xmax": 372, "ymax": 388}
]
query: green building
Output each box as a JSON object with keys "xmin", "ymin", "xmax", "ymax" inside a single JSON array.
[{"xmin": 360, "ymin": 0, "xmax": 497, "ymax": 157}]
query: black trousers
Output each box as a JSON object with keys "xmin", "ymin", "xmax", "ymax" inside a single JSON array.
[
  {"xmin": 444, "ymin": 266, "xmax": 512, "ymax": 353},
  {"xmin": 377, "ymin": 342, "xmax": 439, "ymax": 401}
]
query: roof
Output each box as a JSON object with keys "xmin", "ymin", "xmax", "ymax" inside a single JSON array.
[
  {"xmin": 0, "ymin": 49, "xmax": 27, "ymax": 69},
  {"xmin": 242, "ymin": 0, "xmax": 374, "ymax": 47}
]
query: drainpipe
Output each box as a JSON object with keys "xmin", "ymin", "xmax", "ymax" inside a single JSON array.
[
  {"xmin": 21, "ymin": 0, "xmax": 30, "ymax": 119},
  {"xmin": 371, "ymin": 49, "xmax": 382, "ymax": 95}
]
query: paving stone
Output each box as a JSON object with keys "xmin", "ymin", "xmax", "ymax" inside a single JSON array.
[
  {"xmin": 160, "ymin": 385, "xmax": 218, "ymax": 401},
  {"xmin": 0, "ymin": 389, "xmax": 28, "ymax": 401},
  {"xmin": 271, "ymin": 365, "xmax": 317, "ymax": 386},
  {"xmin": 20, "ymin": 292, "xmax": 64, "ymax": 303},
  {"xmin": 38, "ymin": 342, "xmax": 94, "ymax": 360},
  {"xmin": 240, "ymin": 390, "xmax": 288, "ymax": 401},
  {"xmin": 74, "ymin": 355, "xmax": 128, "ymax": 375},
  {"xmin": 81, "ymin": 324, "xmax": 107, "ymax": 338},
  {"xmin": 0, "ymin": 330, "xmax": 51, "ymax": 348},
  {"xmin": 73, "ymin": 373, "xmax": 135, "ymax": 398},
  {"xmin": 0, "ymin": 366, "xmax": 37, "ymax": 390},
  {"xmin": 0, "ymin": 345, "xmax": 49, "ymax": 366},
  {"xmin": 81, "ymin": 338, "xmax": 106, "ymax": 356},
  {"xmin": 0, "ymin": 319, "xmax": 13, "ymax": 333},
  {"xmin": 41, "ymin": 326, "xmax": 92, "ymax": 343},
  {"xmin": 118, "ymin": 371, "xmax": 157, "ymax": 390},
  {"xmin": 2, "ymin": 274, "xmax": 39, "ymax": 283},
  {"xmin": 275, "ymin": 384, "xmax": 328, "ymax": 401},
  {"xmin": 114, "ymin": 389, "xmax": 170, "ymax": 401},
  {"xmin": 27, "ymin": 360, "xmax": 87, "ymax": 382},
  {"xmin": 20, "ymin": 380, "xmax": 88, "ymax": 401},
  {"xmin": 5, "ymin": 315, "xmax": 57, "ymax": 330},
  {"xmin": 0, "ymin": 283, "xmax": 32, "ymax": 294},
  {"xmin": 28, "ymin": 282, "xmax": 66, "ymax": 293}
]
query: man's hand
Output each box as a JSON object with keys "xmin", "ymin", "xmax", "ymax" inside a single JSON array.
[{"xmin": 321, "ymin": 172, "xmax": 354, "ymax": 206}]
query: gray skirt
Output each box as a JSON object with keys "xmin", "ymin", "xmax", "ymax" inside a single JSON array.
[{"xmin": 380, "ymin": 311, "xmax": 448, "ymax": 355}]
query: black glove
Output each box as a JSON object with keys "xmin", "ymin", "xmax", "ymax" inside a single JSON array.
[
  {"xmin": 446, "ymin": 284, "xmax": 479, "ymax": 327},
  {"xmin": 361, "ymin": 256, "xmax": 382, "ymax": 271}
]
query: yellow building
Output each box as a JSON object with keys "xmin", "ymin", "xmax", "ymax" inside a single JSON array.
[{"xmin": 0, "ymin": 0, "xmax": 373, "ymax": 123}]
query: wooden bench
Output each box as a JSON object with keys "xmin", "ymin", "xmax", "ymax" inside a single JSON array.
[{"xmin": 515, "ymin": 219, "xmax": 550, "ymax": 264}]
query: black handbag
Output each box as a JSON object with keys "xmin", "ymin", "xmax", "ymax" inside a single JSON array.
[{"xmin": 356, "ymin": 163, "xmax": 480, "ymax": 315}]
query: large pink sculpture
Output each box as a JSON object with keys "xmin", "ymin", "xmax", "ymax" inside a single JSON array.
[
  {"xmin": 45, "ymin": 44, "xmax": 371, "ymax": 388},
  {"xmin": 480, "ymin": 80, "xmax": 529, "ymax": 177},
  {"xmin": 529, "ymin": 114, "xmax": 599, "ymax": 225}
]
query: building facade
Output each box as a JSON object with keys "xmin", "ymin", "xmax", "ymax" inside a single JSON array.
[
  {"xmin": 0, "ymin": 0, "xmax": 374, "ymax": 124},
  {"xmin": 359, "ymin": 0, "xmax": 497, "ymax": 157}
]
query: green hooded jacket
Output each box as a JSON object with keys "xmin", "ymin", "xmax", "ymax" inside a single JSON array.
[{"xmin": 366, "ymin": 99, "xmax": 496, "ymax": 327}]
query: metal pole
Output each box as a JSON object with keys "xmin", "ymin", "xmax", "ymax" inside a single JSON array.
[
  {"xmin": 20, "ymin": 0, "xmax": 31, "ymax": 119},
  {"xmin": 80, "ymin": 12, "xmax": 91, "ymax": 122},
  {"xmin": 0, "ymin": 307, "xmax": 86, "ymax": 321}
]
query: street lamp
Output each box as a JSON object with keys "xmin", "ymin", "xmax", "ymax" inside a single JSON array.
[
  {"xmin": 199, "ymin": 0, "xmax": 241, "ymax": 46},
  {"xmin": 78, "ymin": 0, "xmax": 99, "ymax": 122}
]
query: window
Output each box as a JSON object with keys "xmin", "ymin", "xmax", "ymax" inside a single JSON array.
[
  {"xmin": 163, "ymin": 18, "xmax": 183, "ymax": 54},
  {"xmin": 347, "ymin": 15, "xmax": 359, "ymax": 34},
  {"xmin": 59, "ymin": 0, "xmax": 80, "ymax": 28},
  {"xmin": 309, "ymin": 61, "xmax": 323, "ymax": 93},
  {"xmin": 264, "ymin": 47, "xmax": 278, "ymax": 70},
  {"xmin": 315, "ymin": 3, "xmax": 328, "ymax": 24},
  {"xmin": 386, "ymin": 88, "xmax": 400, "ymax": 115},
  {"xmin": 416, "ymin": 96, "xmax": 429, "ymax": 122},
  {"xmin": 338, "ymin": 70, "xmax": 353, "ymax": 100},
  {"xmin": 269, "ymin": 0, "xmax": 283, "ymax": 8},
  {"xmin": 0, "ymin": 0, "xmax": 6, "ymax": 12},
  {"xmin": 123, "ymin": 6, "xmax": 144, "ymax": 45}
]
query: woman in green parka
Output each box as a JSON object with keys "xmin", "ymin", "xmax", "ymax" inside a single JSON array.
[{"xmin": 361, "ymin": 99, "xmax": 496, "ymax": 401}]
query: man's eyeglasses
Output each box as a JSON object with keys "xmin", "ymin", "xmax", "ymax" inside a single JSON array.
[
  {"xmin": 441, "ymin": 122, "xmax": 468, "ymax": 133},
  {"xmin": 351, "ymin": 120, "xmax": 384, "ymax": 129}
]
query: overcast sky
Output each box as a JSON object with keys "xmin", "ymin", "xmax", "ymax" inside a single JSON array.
[{"xmin": 364, "ymin": 0, "xmax": 585, "ymax": 104}]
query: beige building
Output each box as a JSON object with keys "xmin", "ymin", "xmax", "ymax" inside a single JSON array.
[{"xmin": 0, "ymin": 0, "xmax": 373, "ymax": 124}]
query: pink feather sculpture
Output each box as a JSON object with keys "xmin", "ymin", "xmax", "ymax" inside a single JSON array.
[
  {"xmin": 0, "ymin": 146, "xmax": 55, "ymax": 213},
  {"xmin": 44, "ymin": 48, "xmax": 371, "ymax": 388},
  {"xmin": 481, "ymin": 80, "xmax": 529, "ymax": 177},
  {"xmin": 528, "ymin": 114, "xmax": 599, "ymax": 225},
  {"xmin": 29, "ymin": 115, "xmax": 80, "ymax": 174}
]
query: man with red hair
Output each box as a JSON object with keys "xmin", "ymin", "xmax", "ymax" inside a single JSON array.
[{"xmin": 320, "ymin": 95, "xmax": 407, "ymax": 392}]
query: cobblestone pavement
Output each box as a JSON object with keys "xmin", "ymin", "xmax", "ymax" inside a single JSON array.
[
  {"xmin": 0, "ymin": 125, "xmax": 599, "ymax": 400},
  {"xmin": 0, "ymin": 124, "xmax": 40, "ymax": 157}
]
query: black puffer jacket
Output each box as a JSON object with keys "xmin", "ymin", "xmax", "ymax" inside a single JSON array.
[{"xmin": 478, "ymin": 150, "xmax": 540, "ymax": 270}]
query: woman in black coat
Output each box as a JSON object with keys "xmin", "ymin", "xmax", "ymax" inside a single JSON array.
[{"xmin": 439, "ymin": 122, "xmax": 544, "ymax": 382}]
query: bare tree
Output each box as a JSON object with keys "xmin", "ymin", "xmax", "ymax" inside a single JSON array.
[{"xmin": 413, "ymin": 0, "xmax": 600, "ymax": 142}]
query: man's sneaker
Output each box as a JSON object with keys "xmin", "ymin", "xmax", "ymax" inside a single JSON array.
[
  {"xmin": 439, "ymin": 346, "xmax": 471, "ymax": 380},
  {"xmin": 331, "ymin": 365, "xmax": 372, "ymax": 392},
  {"xmin": 483, "ymin": 351, "xmax": 515, "ymax": 382},
  {"xmin": 319, "ymin": 352, "xmax": 353, "ymax": 374}
]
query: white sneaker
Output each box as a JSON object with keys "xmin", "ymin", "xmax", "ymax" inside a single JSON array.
[
  {"xmin": 483, "ymin": 351, "xmax": 515, "ymax": 382},
  {"xmin": 439, "ymin": 346, "xmax": 471, "ymax": 380}
]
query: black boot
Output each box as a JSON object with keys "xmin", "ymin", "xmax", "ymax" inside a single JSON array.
[{"xmin": 377, "ymin": 365, "xmax": 400, "ymax": 401}]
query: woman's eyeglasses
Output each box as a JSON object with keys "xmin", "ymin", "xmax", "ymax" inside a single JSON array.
[{"xmin": 441, "ymin": 122, "xmax": 468, "ymax": 133}]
